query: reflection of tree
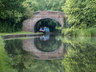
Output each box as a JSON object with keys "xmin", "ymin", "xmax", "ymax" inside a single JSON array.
[
  {"xmin": 5, "ymin": 39, "xmax": 25, "ymax": 72},
  {"xmin": 0, "ymin": 37, "xmax": 16, "ymax": 72},
  {"xmin": 23, "ymin": 59, "xmax": 65, "ymax": 72},
  {"xmin": 5, "ymin": 40, "xmax": 23, "ymax": 54},
  {"xmin": 62, "ymin": 37, "xmax": 96, "ymax": 72},
  {"xmin": 34, "ymin": 35, "xmax": 62, "ymax": 52}
]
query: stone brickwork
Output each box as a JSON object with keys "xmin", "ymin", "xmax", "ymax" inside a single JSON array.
[{"xmin": 23, "ymin": 11, "xmax": 66, "ymax": 32}]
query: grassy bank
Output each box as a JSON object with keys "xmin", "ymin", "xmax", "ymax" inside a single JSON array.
[
  {"xmin": 62, "ymin": 28, "xmax": 96, "ymax": 37},
  {"xmin": 0, "ymin": 31, "xmax": 42, "ymax": 36}
]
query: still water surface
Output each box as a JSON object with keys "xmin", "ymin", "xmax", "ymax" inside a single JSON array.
[{"xmin": 3, "ymin": 35, "xmax": 96, "ymax": 72}]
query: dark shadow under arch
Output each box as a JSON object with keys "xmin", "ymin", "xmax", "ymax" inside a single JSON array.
[{"xmin": 34, "ymin": 18, "xmax": 61, "ymax": 32}]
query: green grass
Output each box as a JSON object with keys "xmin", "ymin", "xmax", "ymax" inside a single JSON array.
[
  {"xmin": 0, "ymin": 31, "xmax": 42, "ymax": 36},
  {"xmin": 62, "ymin": 28, "xmax": 96, "ymax": 37}
]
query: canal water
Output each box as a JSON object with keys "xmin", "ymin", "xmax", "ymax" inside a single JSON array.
[{"xmin": 1, "ymin": 34, "xmax": 96, "ymax": 72}]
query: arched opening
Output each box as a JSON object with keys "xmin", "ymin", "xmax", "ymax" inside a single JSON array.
[{"xmin": 34, "ymin": 18, "xmax": 61, "ymax": 32}]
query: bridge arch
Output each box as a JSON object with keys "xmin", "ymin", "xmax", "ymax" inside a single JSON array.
[
  {"xmin": 34, "ymin": 18, "xmax": 61, "ymax": 32},
  {"xmin": 23, "ymin": 11, "xmax": 66, "ymax": 32}
]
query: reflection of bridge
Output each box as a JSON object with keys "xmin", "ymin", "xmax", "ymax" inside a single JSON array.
[
  {"xmin": 23, "ymin": 38, "xmax": 65, "ymax": 60},
  {"xmin": 23, "ymin": 11, "xmax": 67, "ymax": 32}
]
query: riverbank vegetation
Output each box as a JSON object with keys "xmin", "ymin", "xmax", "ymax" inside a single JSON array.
[
  {"xmin": 0, "ymin": 0, "xmax": 34, "ymax": 33},
  {"xmin": 62, "ymin": 0, "xmax": 96, "ymax": 36},
  {"xmin": 62, "ymin": 27, "xmax": 96, "ymax": 37},
  {"xmin": 0, "ymin": 31, "xmax": 33, "ymax": 36}
]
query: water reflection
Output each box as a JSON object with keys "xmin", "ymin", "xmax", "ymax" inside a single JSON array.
[
  {"xmin": 3, "ymin": 36, "xmax": 96, "ymax": 72},
  {"xmin": 3, "ymin": 35, "xmax": 67, "ymax": 72},
  {"xmin": 61, "ymin": 37, "xmax": 96, "ymax": 72},
  {"xmin": 23, "ymin": 34, "xmax": 67, "ymax": 60},
  {"xmin": 35, "ymin": 34, "xmax": 62, "ymax": 52},
  {"xmin": 40, "ymin": 34, "xmax": 50, "ymax": 41}
]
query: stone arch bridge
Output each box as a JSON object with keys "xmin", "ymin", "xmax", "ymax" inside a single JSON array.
[{"xmin": 23, "ymin": 11, "xmax": 67, "ymax": 32}]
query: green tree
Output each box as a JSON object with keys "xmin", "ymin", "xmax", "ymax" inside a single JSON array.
[
  {"xmin": 0, "ymin": 0, "xmax": 33, "ymax": 32},
  {"xmin": 26, "ymin": 0, "xmax": 66, "ymax": 11},
  {"xmin": 62, "ymin": 0, "xmax": 96, "ymax": 28}
]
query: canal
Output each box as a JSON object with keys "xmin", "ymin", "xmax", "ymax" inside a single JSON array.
[{"xmin": 0, "ymin": 34, "xmax": 96, "ymax": 72}]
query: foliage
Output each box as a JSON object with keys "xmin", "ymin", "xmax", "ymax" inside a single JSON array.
[
  {"xmin": 62, "ymin": 37, "xmax": 96, "ymax": 72},
  {"xmin": 27, "ymin": 0, "xmax": 66, "ymax": 11},
  {"xmin": 62, "ymin": 0, "xmax": 96, "ymax": 28},
  {"xmin": 0, "ymin": 0, "xmax": 33, "ymax": 32},
  {"xmin": 62, "ymin": 27, "xmax": 96, "ymax": 36}
]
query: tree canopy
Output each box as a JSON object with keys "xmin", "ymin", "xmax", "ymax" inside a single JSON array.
[{"xmin": 62, "ymin": 0, "xmax": 96, "ymax": 28}]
